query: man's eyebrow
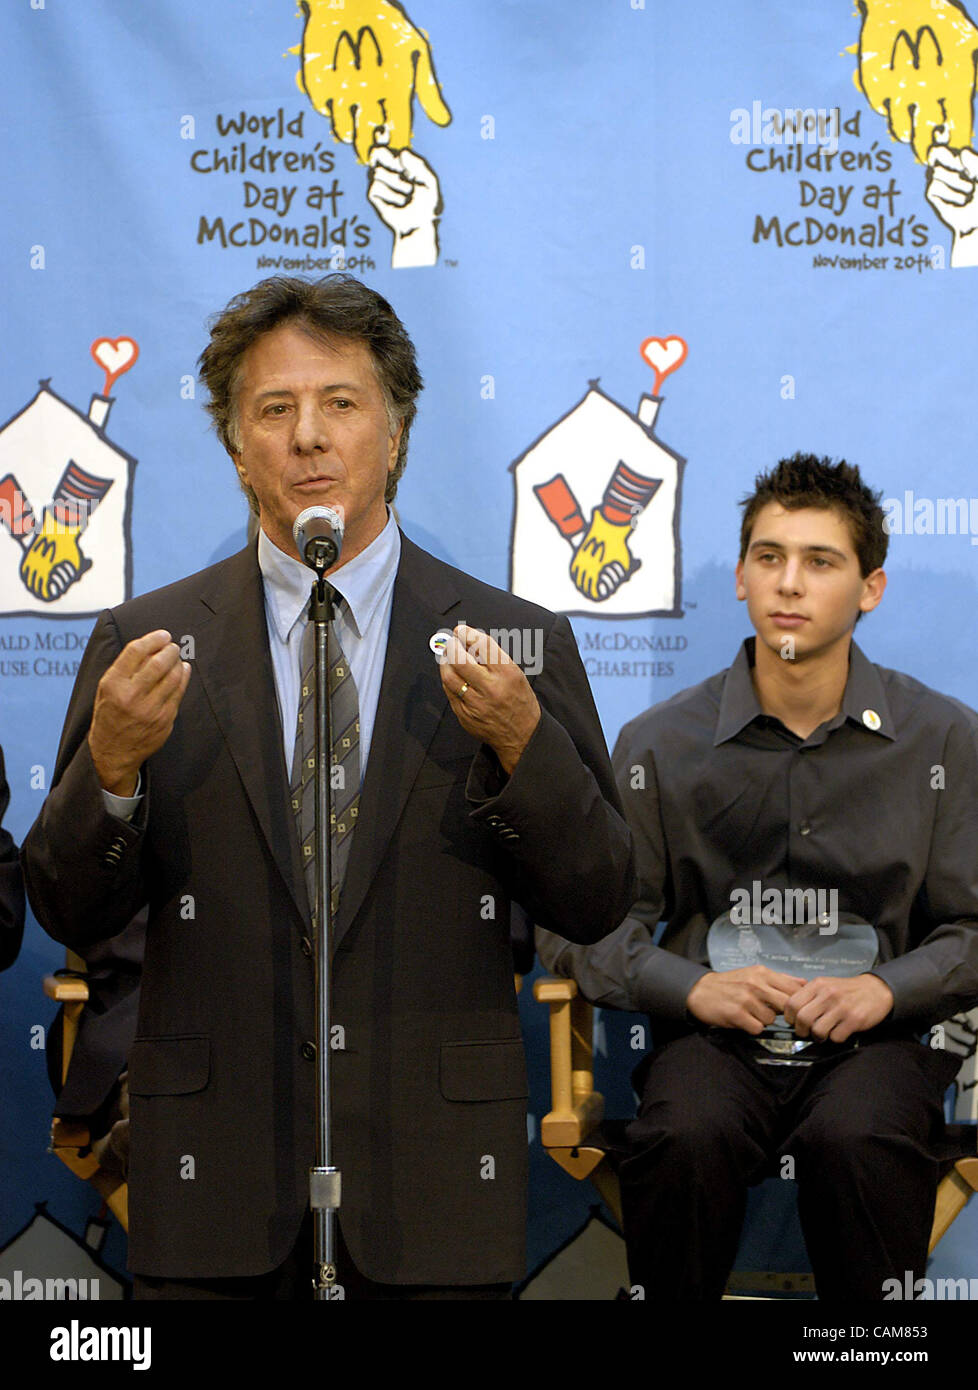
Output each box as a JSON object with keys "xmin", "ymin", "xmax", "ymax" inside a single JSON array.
[
  {"xmin": 748, "ymin": 538, "xmax": 849, "ymax": 559},
  {"xmin": 253, "ymin": 382, "xmax": 362, "ymax": 400}
]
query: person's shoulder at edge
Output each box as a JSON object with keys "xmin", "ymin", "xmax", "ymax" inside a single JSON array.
[
  {"xmin": 869, "ymin": 655, "xmax": 978, "ymax": 732},
  {"xmin": 616, "ymin": 660, "xmax": 733, "ymax": 748},
  {"xmin": 97, "ymin": 544, "xmax": 258, "ymax": 626},
  {"xmin": 396, "ymin": 529, "xmax": 566, "ymax": 628}
]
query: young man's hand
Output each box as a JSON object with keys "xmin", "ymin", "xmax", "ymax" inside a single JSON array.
[
  {"xmin": 686, "ymin": 965, "xmax": 806, "ymax": 1035},
  {"xmin": 783, "ymin": 974, "xmax": 894, "ymax": 1043}
]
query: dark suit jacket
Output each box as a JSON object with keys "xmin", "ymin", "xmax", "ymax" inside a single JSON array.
[
  {"xmin": 0, "ymin": 747, "xmax": 25, "ymax": 972},
  {"xmin": 23, "ymin": 533, "xmax": 634, "ymax": 1284},
  {"xmin": 48, "ymin": 911, "xmax": 144, "ymax": 1124}
]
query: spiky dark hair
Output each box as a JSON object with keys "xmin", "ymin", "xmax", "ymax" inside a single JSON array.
[{"xmin": 739, "ymin": 453, "xmax": 887, "ymax": 577}]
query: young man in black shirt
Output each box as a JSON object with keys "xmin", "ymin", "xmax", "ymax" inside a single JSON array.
[{"xmin": 539, "ymin": 454, "xmax": 978, "ymax": 1300}]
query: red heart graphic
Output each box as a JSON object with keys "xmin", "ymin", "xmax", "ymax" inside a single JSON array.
[
  {"xmin": 639, "ymin": 336, "xmax": 688, "ymax": 395},
  {"xmin": 91, "ymin": 337, "xmax": 140, "ymax": 395}
]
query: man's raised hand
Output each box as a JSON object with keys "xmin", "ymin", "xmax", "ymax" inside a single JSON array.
[
  {"xmin": 87, "ymin": 630, "xmax": 191, "ymax": 796},
  {"xmin": 438, "ymin": 624, "xmax": 540, "ymax": 776}
]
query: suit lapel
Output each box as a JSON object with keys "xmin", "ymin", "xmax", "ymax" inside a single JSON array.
[
  {"xmin": 334, "ymin": 535, "xmax": 463, "ymax": 947},
  {"xmin": 192, "ymin": 545, "xmax": 310, "ymax": 929}
]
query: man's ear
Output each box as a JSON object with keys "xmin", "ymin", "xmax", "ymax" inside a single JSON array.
[
  {"xmin": 735, "ymin": 558, "xmax": 747, "ymax": 601},
  {"xmin": 859, "ymin": 567, "xmax": 886, "ymax": 616},
  {"xmin": 387, "ymin": 421, "xmax": 404, "ymax": 473}
]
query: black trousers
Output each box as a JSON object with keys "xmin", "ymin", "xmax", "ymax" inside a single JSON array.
[
  {"xmin": 618, "ymin": 1031, "xmax": 962, "ymax": 1301},
  {"xmin": 134, "ymin": 1213, "xmax": 511, "ymax": 1300}
]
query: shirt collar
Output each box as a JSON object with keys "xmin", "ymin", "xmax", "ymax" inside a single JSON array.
[
  {"xmin": 840, "ymin": 640, "xmax": 895, "ymax": 740},
  {"xmin": 714, "ymin": 636, "xmax": 895, "ymax": 746},
  {"xmin": 258, "ymin": 509, "xmax": 401, "ymax": 642}
]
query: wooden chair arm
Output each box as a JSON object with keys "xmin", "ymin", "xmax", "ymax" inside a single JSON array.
[
  {"xmin": 43, "ymin": 953, "xmax": 130, "ymax": 1232},
  {"xmin": 44, "ymin": 972, "xmax": 90, "ymax": 1089},
  {"xmin": 44, "ymin": 946, "xmax": 90, "ymax": 1002},
  {"xmin": 534, "ymin": 978, "xmax": 578, "ymax": 1004},
  {"xmin": 534, "ymin": 975, "xmax": 604, "ymax": 1147},
  {"xmin": 43, "ymin": 976, "xmax": 90, "ymax": 1003}
]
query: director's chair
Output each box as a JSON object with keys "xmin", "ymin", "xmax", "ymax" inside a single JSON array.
[
  {"xmin": 44, "ymin": 949, "xmax": 129, "ymax": 1231},
  {"xmin": 536, "ymin": 977, "xmax": 978, "ymax": 1294}
]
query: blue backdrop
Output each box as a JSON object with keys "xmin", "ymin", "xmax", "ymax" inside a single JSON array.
[{"xmin": 2, "ymin": 0, "xmax": 977, "ymax": 1297}]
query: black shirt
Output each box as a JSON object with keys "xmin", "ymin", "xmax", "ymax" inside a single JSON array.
[{"xmin": 538, "ymin": 639, "xmax": 978, "ymax": 1030}]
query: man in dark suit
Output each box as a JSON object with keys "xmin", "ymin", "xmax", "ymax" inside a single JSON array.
[
  {"xmin": 0, "ymin": 747, "xmax": 25, "ymax": 972},
  {"xmin": 23, "ymin": 275, "xmax": 633, "ymax": 1298}
]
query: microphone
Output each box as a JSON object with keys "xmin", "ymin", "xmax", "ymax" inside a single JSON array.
[{"xmin": 293, "ymin": 506, "xmax": 344, "ymax": 573}]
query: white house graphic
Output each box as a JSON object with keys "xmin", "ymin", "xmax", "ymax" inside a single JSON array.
[
  {"xmin": 0, "ymin": 1203, "xmax": 126, "ymax": 1299},
  {"xmin": 509, "ymin": 384, "xmax": 685, "ymax": 619},
  {"xmin": 0, "ymin": 381, "xmax": 136, "ymax": 618},
  {"xmin": 945, "ymin": 1009, "xmax": 978, "ymax": 1123}
]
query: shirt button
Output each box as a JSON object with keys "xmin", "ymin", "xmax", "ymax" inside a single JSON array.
[
  {"xmin": 799, "ymin": 823, "xmax": 812, "ymax": 836},
  {"xmin": 301, "ymin": 1041, "xmax": 316, "ymax": 1061}
]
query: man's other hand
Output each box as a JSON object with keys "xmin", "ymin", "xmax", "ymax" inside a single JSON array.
[
  {"xmin": 783, "ymin": 973, "xmax": 894, "ymax": 1044},
  {"xmin": 686, "ymin": 965, "xmax": 806, "ymax": 1035},
  {"xmin": 439, "ymin": 624, "xmax": 540, "ymax": 776},
  {"xmin": 87, "ymin": 630, "xmax": 191, "ymax": 796}
]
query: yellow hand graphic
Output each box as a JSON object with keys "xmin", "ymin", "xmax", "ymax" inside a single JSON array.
[
  {"xmin": 570, "ymin": 509, "xmax": 638, "ymax": 602},
  {"xmin": 856, "ymin": 0, "xmax": 978, "ymax": 162},
  {"xmin": 19, "ymin": 509, "xmax": 89, "ymax": 602},
  {"xmin": 298, "ymin": 0, "xmax": 451, "ymax": 164}
]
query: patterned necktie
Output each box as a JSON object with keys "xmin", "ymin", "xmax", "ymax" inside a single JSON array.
[{"xmin": 290, "ymin": 606, "xmax": 360, "ymax": 923}]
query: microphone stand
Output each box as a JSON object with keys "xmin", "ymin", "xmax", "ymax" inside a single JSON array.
[{"xmin": 306, "ymin": 555, "xmax": 341, "ymax": 1301}]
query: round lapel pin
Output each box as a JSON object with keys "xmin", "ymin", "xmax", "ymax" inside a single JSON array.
[{"xmin": 429, "ymin": 630, "xmax": 452, "ymax": 660}]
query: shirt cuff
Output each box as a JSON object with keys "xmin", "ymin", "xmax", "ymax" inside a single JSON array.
[
  {"xmin": 634, "ymin": 951, "xmax": 711, "ymax": 1023},
  {"xmin": 102, "ymin": 772, "xmax": 143, "ymax": 823},
  {"xmin": 872, "ymin": 954, "xmax": 943, "ymax": 1025},
  {"xmin": 465, "ymin": 745, "xmax": 506, "ymax": 804},
  {"xmin": 465, "ymin": 707, "xmax": 568, "ymax": 814}
]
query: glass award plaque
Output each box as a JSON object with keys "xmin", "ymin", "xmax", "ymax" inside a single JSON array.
[{"xmin": 707, "ymin": 909, "xmax": 879, "ymax": 1065}]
